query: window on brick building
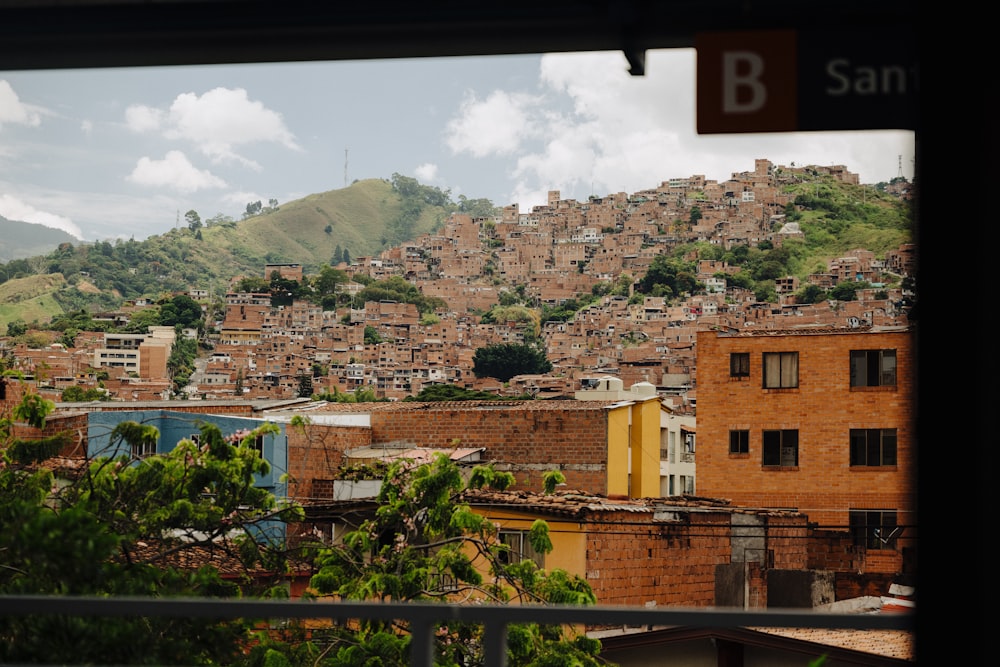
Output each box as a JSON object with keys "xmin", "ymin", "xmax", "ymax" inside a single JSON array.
[
  {"xmin": 850, "ymin": 509, "xmax": 899, "ymax": 550},
  {"xmin": 730, "ymin": 352, "xmax": 750, "ymax": 377},
  {"xmin": 762, "ymin": 429, "xmax": 798, "ymax": 466},
  {"xmin": 850, "ymin": 428, "xmax": 897, "ymax": 466},
  {"xmin": 497, "ymin": 530, "xmax": 544, "ymax": 568},
  {"xmin": 729, "ymin": 429, "xmax": 749, "ymax": 454},
  {"xmin": 762, "ymin": 352, "xmax": 798, "ymax": 388},
  {"xmin": 850, "ymin": 349, "xmax": 896, "ymax": 387}
]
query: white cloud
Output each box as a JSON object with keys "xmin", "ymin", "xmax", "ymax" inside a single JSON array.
[
  {"xmin": 452, "ymin": 50, "xmax": 915, "ymax": 210},
  {"xmin": 414, "ymin": 162, "xmax": 438, "ymax": 182},
  {"xmin": 127, "ymin": 150, "xmax": 227, "ymax": 193},
  {"xmin": 0, "ymin": 193, "xmax": 82, "ymax": 238},
  {"xmin": 80, "ymin": 119, "xmax": 93, "ymax": 135},
  {"xmin": 0, "ymin": 80, "xmax": 43, "ymax": 130},
  {"xmin": 163, "ymin": 87, "xmax": 301, "ymax": 167},
  {"xmin": 445, "ymin": 89, "xmax": 541, "ymax": 157},
  {"xmin": 125, "ymin": 103, "xmax": 164, "ymax": 132}
]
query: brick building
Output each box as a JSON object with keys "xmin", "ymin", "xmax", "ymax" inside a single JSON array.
[{"xmin": 694, "ymin": 325, "xmax": 915, "ymax": 573}]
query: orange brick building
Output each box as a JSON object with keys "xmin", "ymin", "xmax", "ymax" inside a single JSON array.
[{"xmin": 695, "ymin": 325, "xmax": 916, "ymax": 571}]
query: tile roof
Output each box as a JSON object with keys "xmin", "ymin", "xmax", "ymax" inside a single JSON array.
[{"xmin": 751, "ymin": 627, "xmax": 915, "ymax": 662}]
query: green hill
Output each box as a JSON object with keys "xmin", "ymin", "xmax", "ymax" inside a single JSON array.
[{"xmin": 0, "ymin": 171, "xmax": 912, "ymax": 334}]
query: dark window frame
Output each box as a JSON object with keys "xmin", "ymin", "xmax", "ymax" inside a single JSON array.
[
  {"xmin": 730, "ymin": 352, "xmax": 750, "ymax": 378},
  {"xmin": 849, "ymin": 509, "xmax": 899, "ymax": 550},
  {"xmin": 729, "ymin": 429, "xmax": 750, "ymax": 454},
  {"xmin": 850, "ymin": 349, "xmax": 897, "ymax": 387},
  {"xmin": 762, "ymin": 429, "xmax": 798, "ymax": 467},
  {"xmin": 850, "ymin": 428, "xmax": 897, "ymax": 466}
]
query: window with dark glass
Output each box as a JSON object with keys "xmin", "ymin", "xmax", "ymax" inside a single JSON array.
[
  {"xmin": 849, "ymin": 509, "xmax": 899, "ymax": 550},
  {"xmin": 497, "ymin": 530, "xmax": 544, "ymax": 568},
  {"xmin": 850, "ymin": 349, "xmax": 896, "ymax": 387},
  {"xmin": 850, "ymin": 428, "xmax": 897, "ymax": 466},
  {"xmin": 762, "ymin": 352, "xmax": 798, "ymax": 388},
  {"xmin": 762, "ymin": 429, "xmax": 798, "ymax": 466},
  {"xmin": 730, "ymin": 352, "xmax": 750, "ymax": 377},
  {"xmin": 729, "ymin": 429, "xmax": 749, "ymax": 454}
]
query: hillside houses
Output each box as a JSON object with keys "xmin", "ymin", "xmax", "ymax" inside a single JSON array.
[{"xmin": 2, "ymin": 159, "xmax": 911, "ymax": 405}]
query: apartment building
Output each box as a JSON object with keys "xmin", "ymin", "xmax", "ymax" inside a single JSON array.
[{"xmin": 695, "ymin": 325, "xmax": 915, "ymax": 573}]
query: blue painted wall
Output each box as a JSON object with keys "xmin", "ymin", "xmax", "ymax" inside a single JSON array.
[{"xmin": 86, "ymin": 410, "xmax": 288, "ymax": 498}]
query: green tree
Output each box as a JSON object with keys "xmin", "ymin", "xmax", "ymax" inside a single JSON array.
[
  {"xmin": 472, "ymin": 343, "xmax": 552, "ymax": 382},
  {"xmin": 308, "ymin": 453, "xmax": 605, "ymax": 666},
  {"xmin": 159, "ymin": 294, "xmax": 204, "ymax": 329},
  {"xmin": 0, "ymin": 418, "xmax": 303, "ymax": 664},
  {"xmin": 185, "ymin": 209, "xmax": 202, "ymax": 231}
]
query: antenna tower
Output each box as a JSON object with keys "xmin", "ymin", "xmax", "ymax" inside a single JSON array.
[
  {"xmin": 897, "ymin": 155, "xmax": 903, "ymax": 179},
  {"xmin": 344, "ymin": 148, "xmax": 348, "ymax": 188}
]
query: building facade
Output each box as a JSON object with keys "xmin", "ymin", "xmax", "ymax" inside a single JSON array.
[{"xmin": 695, "ymin": 326, "xmax": 915, "ymax": 571}]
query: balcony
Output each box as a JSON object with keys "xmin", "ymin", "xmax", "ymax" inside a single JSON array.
[{"xmin": 0, "ymin": 595, "xmax": 913, "ymax": 667}]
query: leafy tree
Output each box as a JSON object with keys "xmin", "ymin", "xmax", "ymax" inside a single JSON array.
[
  {"xmin": 61, "ymin": 385, "xmax": 109, "ymax": 402},
  {"xmin": 363, "ymin": 325, "xmax": 384, "ymax": 345},
  {"xmin": 0, "ymin": 416, "xmax": 303, "ymax": 665},
  {"xmin": 5, "ymin": 318, "xmax": 27, "ymax": 337},
  {"xmin": 796, "ymin": 283, "xmax": 828, "ymax": 304},
  {"xmin": 830, "ymin": 280, "xmax": 869, "ymax": 301},
  {"xmin": 159, "ymin": 294, "xmax": 204, "ymax": 329},
  {"xmin": 637, "ymin": 254, "xmax": 700, "ymax": 298},
  {"xmin": 308, "ymin": 453, "xmax": 605, "ymax": 666},
  {"xmin": 185, "ymin": 209, "xmax": 202, "ymax": 231},
  {"xmin": 472, "ymin": 343, "xmax": 552, "ymax": 382}
]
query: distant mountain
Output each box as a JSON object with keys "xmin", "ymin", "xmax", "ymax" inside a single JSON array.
[{"xmin": 0, "ymin": 216, "xmax": 79, "ymax": 262}]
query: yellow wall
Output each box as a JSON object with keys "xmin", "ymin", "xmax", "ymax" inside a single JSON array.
[
  {"xmin": 472, "ymin": 508, "xmax": 587, "ymax": 577},
  {"xmin": 606, "ymin": 404, "xmax": 630, "ymax": 497},
  {"xmin": 607, "ymin": 398, "xmax": 662, "ymax": 499},
  {"xmin": 630, "ymin": 397, "xmax": 662, "ymax": 498}
]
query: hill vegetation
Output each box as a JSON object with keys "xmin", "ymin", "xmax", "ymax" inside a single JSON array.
[{"xmin": 0, "ymin": 171, "xmax": 912, "ymax": 335}]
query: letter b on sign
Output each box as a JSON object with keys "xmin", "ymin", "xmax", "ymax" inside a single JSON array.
[{"xmin": 697, "ymin": 31, "xmax": 798, "ymax": 134}]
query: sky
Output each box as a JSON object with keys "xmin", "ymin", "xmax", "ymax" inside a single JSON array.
[{"xmin": 0, "ymin": 49, "xmax": 914, "ymax": 244}]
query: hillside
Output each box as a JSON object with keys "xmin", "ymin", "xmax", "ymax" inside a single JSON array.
[
  {"xmin": 0, "ymin": 216, "xmax": 79, "ymax": 263},
  {"xmin": 0, "ymin": 170, "xmax": 912, "ymax": 334}
]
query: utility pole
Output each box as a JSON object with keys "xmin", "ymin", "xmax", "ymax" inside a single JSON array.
[{"xmin": 344, "ymin": 148, "xmax": 348, "ymax": 188}]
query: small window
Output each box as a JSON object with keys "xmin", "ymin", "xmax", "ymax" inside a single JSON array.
[
  {"xmin": 189, "ymin": 433, "xmax": 201, "ymax": 445},
  {"xmin": 850, "ymin": 509, "xmax": 899, "ymax": 550},
  {"xmin": 850, "ymin": 428, "xmax": 897, "ymax": 466},
  {"xmin": 763, "ymin": 352, "xmax": 798, "ymax": 388},
  {"xmin": 762, "ymin": 429, "xmax": 798, "ymax": 467},
  {"xmin": 497, "ymin": 530, "xmax": 544, "ymax": 568},
  {"xmin": 683, "ymin": 431, "xmax": 696, "ymax": 453},
  {"xmin": 730, "ymin": 352, "xmax": 750, "ymax": 377},
  {"xmin": 850, "ymin": 349, "xmax": 897, "ymax": 387},
  {"xmin": 729, "ymin": 429, "xmax": 750, "ymax": 454},
  {"xmin": 131, "ymin": 440, "xmax": 156, "ymax": 459}
]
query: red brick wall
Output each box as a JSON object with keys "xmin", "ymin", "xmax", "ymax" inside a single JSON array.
[
  {"xmin": 368, "ymin": 403, "xmax": 610, "ymax": 494},
  {"xmin": 285, "ymin": 424, "xmax": 371, "ymax": 502},
  {"xmin": 584, "ymin": 511, "xmax": 808, "ymax": 607},
  {"xmin": 695, "ymin": 328, "xmax": 916, "ymax": 555}
]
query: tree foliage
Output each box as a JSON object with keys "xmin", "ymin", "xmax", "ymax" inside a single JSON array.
[
  {"xmin": 472, "ymin": 343, "xmax": 552, "ymax": 382},
  {"xmin": 307, "ymin": 453, "xmax": 605, "ymax": 666},
  {"xmin": 0, "ymin": 408, "xmax": 304, "ymax": 665}
]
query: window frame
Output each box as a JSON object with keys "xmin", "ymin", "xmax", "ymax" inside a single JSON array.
[
  {"xmin": 729, "ymin": 352, "xmax": 750, "ymax": 378},
  {"xmin": 850, "ymin": 349, "xmax": 897, "ymax": 387},
  {"xmin": 849, "ymin": 428, "xmax": 897, "ymax": 466},
  {"xmin": 762, "ymin": 429, "xmax": 798, "ymax": 467},
  {"xmin": 762, "ymin": 352, "xmax": 799, "ymax": 389},
  {"xmin": 497, "ymin": 530, "xmax": 544, "ymax": 568},
  {"xmin": 849, "ymin": 509, "xmax": 899, "ymax": 550},
  {"xmin": 729, "ymin": 429, "xmax": 750, "ymax": 454}
]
